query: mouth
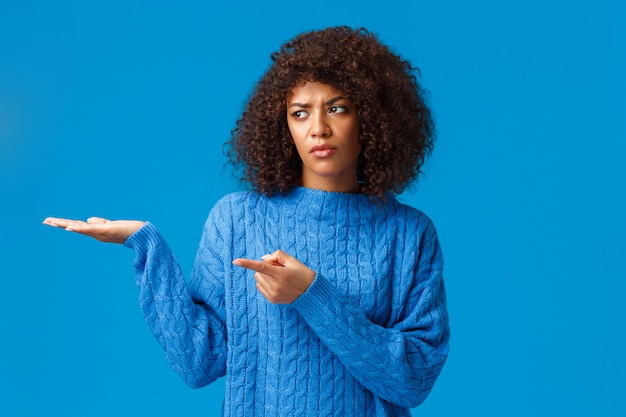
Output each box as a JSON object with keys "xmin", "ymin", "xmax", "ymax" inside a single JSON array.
[{"xmin": 310, "ymin": 145, "xmax": 337, "ymax": 158}]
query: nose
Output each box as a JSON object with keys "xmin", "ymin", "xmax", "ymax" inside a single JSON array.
[{"xmin": 311, "ymin": 113, "xmax": 331, "ymax": 138}]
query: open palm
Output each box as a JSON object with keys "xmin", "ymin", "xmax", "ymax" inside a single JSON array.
[{"xmin": 42, "ymin": 216, "xmax": 145, "ymax": 244}]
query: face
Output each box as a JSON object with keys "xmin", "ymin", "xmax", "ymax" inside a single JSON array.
[{"xmin": 286, "ymin": 81, "xmax": 361, "ymax": 193}]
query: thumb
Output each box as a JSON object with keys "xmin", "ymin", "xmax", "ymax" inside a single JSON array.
[
  {"xmin": 261, "ymin": 249, "xmax": 290, "ymax": 267},
  {"xmin": 87, "ymin": 217, "xmax": 108, "ymax": 224}
]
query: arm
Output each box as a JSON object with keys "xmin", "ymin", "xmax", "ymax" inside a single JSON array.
[
  {"xmin": 43, "ymin": 214, "xmax": 229, "ymax": 387},
  {"xmin": 124, "ymin": 218, "xmax": 228, "ymax": 388},
  {"xmin": 234, "ymin": 219, "xmax": 449, "ymax": 408},
  {"xmin": 291, "ymin": 265, "xmax": 448, "ymax": 407}
]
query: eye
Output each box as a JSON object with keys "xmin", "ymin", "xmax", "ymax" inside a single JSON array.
[
  {"xmin": 291, "ymin": 110, "xmax": 309, "ymax": 120},
  {"xmin": 329, "ymin": 105, "xmax": 348, "ymax": 114}
]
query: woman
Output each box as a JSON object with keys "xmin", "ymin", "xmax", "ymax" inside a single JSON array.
[{"xmin": 44, "ymin": 26, "xmax": 449, "ymax": 416}]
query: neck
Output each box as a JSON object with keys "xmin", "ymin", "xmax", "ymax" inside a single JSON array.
[{"xmin": 300, "ymin": 173, "xmax": 360, "ymax": 193}]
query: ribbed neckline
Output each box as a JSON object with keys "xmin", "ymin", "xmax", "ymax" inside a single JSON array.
[{"xmin": 277, "ymin": 187, "xmax": 394, "ymax": 223}]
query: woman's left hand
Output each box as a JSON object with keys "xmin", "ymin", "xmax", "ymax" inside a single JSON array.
[{"xmin": 232, "ymin": 250, "xmax": 316, "ymax": 304}]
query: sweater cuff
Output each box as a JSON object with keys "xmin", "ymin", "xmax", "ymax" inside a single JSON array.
[
  {"xmin": 123, "ymin": 222, "xmax": 162, "ymax": 259},
  {"xmin": 290, "ymin": 273, "xmax": 339, "ymax": 322}
]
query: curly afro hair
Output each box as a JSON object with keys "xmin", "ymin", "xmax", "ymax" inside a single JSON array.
[{"xmin": 226, "ymin": 26, "xmax": 435, "ymax": 199}]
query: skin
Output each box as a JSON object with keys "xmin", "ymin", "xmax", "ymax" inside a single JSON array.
[
  {"xmin": 43, "ymin": 81, "xmax": 361, "ymax": 304},
  {"xmin": 287, "ymin": 81, "xmax": 361, "ymax": 193},
  {"xmin": 232, "ymin": 251, "xmax": 316, "ymax": 304},
  {"xmin": 42, "ymin": 217, "xmax": 145, "ymax": 244}
]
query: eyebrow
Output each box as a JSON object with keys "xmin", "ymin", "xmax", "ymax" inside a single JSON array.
[{"xmin": 288, "ymin": 95, "xmax": 348, "ymax": 108}]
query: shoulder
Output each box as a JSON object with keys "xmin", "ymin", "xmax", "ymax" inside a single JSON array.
[
  {"xmin": 387, "ymin": 196, "xmax": 438, "ymax": 238},
  {"xmin": 209, "ymin": 191, "xmax": 262, "ymax": 214},
  {"xmin": 214, "ymin": 190, "xmax": 256, "ymax": 206},
  {"xmin": 386, "ymin": 198, "xmax": 443, "ymax": 268}
]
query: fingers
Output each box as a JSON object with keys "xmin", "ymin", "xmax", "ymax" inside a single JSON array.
[
  {"xmin": 42, "ymin": 217, "xmax": 86, "ymax": 229},
  {"xmin": 43, "ymin": 219, "xmax": 98, "ymax": 236},
  {"xmin": 261, "ymin": 250, "xmax": 290, "ymax": 267},
  {"xmin": 233, "ymin": 250, "xmax": 301, "ymax": 275},
  {"xmin": 42, "ymin": 217, "xmax": 69, "ymax": 227},
  {"xmin": 43, "ymin": 216, "xmax": 103, "ymax": 236},
  {"xmin": 43, "ymin": 218, "xmax": 144, "ymax": 244},
  {"xmin": 43, "ymin": 217, "xmax": 110, "ymax": 230},
  {"xmin": 233, "ymin": 251, "xmax": 316, "ymax": 304},
  {"xmin": 253, "ymin": 273, "xmax": 273, "ymax": 298},
  {"xmin": 232, "ymin": 257, "xmax": 286, "ymax": 292},
  {"xmin": 232, "ymin": 258, "xmax": 280, "ymax": 274}
]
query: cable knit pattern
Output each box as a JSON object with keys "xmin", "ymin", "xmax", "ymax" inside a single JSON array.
[{"xmin": 124, "ymin": 187, "xmax": 449, "ymax": 416}]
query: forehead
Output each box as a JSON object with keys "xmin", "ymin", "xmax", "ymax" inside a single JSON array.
[{"xmin": 286, "ymin": 81, "xmax": 345, "ymax": 102}]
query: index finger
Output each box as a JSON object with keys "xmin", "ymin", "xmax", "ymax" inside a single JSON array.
[{"xmin": 232, "ymin": 258, "xmax": 280, "ymax": 273}]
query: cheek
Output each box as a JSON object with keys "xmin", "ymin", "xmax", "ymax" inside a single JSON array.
[
  {"xmin": 288, "ymin": 125, "xmax": 307, "ymax": 158},
  {"xmin": 288, "ymin": 122, "xmax": 308, "ymax": 148}
]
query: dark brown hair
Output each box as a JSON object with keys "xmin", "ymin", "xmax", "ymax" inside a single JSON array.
[{"xmin": 226, "ymin": 26, "xmax": 435, "ymax": 198}]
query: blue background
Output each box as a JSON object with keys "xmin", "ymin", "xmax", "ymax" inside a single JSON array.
[{"xmin": 1, "ymin": 1, "xmax": 624, "ymax": 415}]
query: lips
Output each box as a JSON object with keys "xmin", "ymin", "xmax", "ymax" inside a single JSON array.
[{"xmin": 310, "ymin": 145, "xmax": 337, "ymax": 158}]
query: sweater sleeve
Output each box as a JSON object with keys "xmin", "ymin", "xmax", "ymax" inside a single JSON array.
[
  {"xmin": 124, "ymin": 218, "xmax": 228, "ymax": 388},
  {"xmin": 289, "ymin": 218, "xmax": 450, "ymax": 408}
]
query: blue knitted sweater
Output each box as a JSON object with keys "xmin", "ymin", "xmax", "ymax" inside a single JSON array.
[{"xmin": 124, "ymin": 187, "xmax": 449, "ymax": 416}]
